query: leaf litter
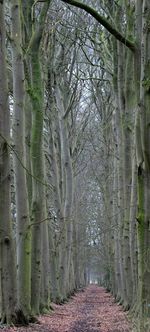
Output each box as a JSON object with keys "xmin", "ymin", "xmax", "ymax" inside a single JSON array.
[{"xmin": 1, "ymin": 285, "xmax": 131, "ymax": 332}]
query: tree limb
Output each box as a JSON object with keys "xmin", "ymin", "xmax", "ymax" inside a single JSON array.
[{"xmin": 61, "ymin": 0, "xmax": 136, "ymax": 52}]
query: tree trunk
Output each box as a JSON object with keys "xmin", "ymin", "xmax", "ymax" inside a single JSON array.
[
  {"xmin": 11, "ymin": 0, "xmax": 31, "ymax": 319},
  {"xmin": 30, "ymin": 47, "xmax": 45, "ymax": 314},
  {"xmin": 25, "ymin": 1, "xmax": 51, "ymax": 314},
  {"xmin": 129, "ymin": 144, "xmax": 138, "ymax": 306},
  {"xmin": 136, "ymin": 2, "xmax": 150, "ymax": 322},
  {"xmin": 55, "ymin": 81, "xmax": 74, "ymax": 299},
  {"xmin": 0, "ymin": 1, "xmax": 17, "ymax": 324}
]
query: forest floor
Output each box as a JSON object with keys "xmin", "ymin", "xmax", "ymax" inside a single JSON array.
[{"xmin": 2, "ymin": 285, "xmax": 131, "ymax": 332}]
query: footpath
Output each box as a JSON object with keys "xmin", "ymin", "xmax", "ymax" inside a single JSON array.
[{"xmin": 2, "ymin": 285, "xmax": 131, "ymax": 332}]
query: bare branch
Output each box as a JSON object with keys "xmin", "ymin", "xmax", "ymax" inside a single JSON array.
[{"xmin": 61, "ymin": 0, "xmax": 136, "ymax": 52}]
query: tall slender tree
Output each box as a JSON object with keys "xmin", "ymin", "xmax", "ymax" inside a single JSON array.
[
  {"xmin": 27, "ymin": 1, "xmax": 51, "ymax": 314},
  {"xmin": 0, "ymin": 0, "xmax": 17, "ymax": 324},
  {"xmin": 11, "ymin": 0, "xmax": 31, "ymax": 320}
]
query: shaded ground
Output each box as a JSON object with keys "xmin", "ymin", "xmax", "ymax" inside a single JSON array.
[{"xmin": 2, "ymin": 285, "xmax": 131, "ymax": 332}]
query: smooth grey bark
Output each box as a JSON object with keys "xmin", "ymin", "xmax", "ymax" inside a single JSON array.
[
  {"xmin": 28, "ymin": 1, "xmax": 51, "ymax": 314},
  {"xmin": 11, "ymin": 0, "xmax": 31, "ymax": 318},
  {"xmin": 30, "ymin": 49, "xmax": 46, "ymax": 315},
  {"xmin": 136, "ymin": 1, "xmax": 150, "ymax": 323},
  {"xmin": 123, "ymin": 39, "xmax": 135, "ymax": 307},
  {"xmin": 0, "ymin": 1, "xmax": 17, "ymax": 324},
  {"xmin": 129, "ymin": 143, "xmax": 138, "ymax": 306},
  {"xmin": 40, "ymin": 215, "xmax": 50, "ymax": 312},
  {"xmin": 22, "ymin": 1, "xmax": 33, "ymax": 209},
  {"xmin": 25, "ymin": 93, "xmax": 32, "ymax": 210},
  {"xmin": 46, "ymin": 58, "xmax": 63, "ymax": 302},
  {"xmin": 55, "ymin": 80, "xmax": 74, "ymax": 298},
  {"xmin": 112, "ymin": 40, "xmax": 126, "ymax": 305}
]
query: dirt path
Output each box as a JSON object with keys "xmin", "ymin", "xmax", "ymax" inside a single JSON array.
[{"xmin": 3, "ymin": 285, "xmax": 131, "ymax": 332}]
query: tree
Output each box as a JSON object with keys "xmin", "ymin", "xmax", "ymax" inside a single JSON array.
[
  {"xmin": 2, "ymin": 0, "xmax": 150, "ymax": 328},
  {"xmin": 11, "ymin": 0, "xmax": 31, "ymax": 320},
  {"xmin": 60, "ymin": 0, "xmax": 150, "ymax": 328},
  {"xmin": 26, "ymin": 1, "xmax": 51, "ymax": 314},
  {"xmin": 0, "ymin": 0, "xmax": 17, "ymax": 324}
]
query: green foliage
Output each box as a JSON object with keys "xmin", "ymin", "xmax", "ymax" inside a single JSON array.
[
  {"xmin": 26, "ymin": 86, "xmax": 36, "ymax": 100},
  {"xmin": 142, "ymin": 78, "xmax": 150, "ymax": 92}
]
